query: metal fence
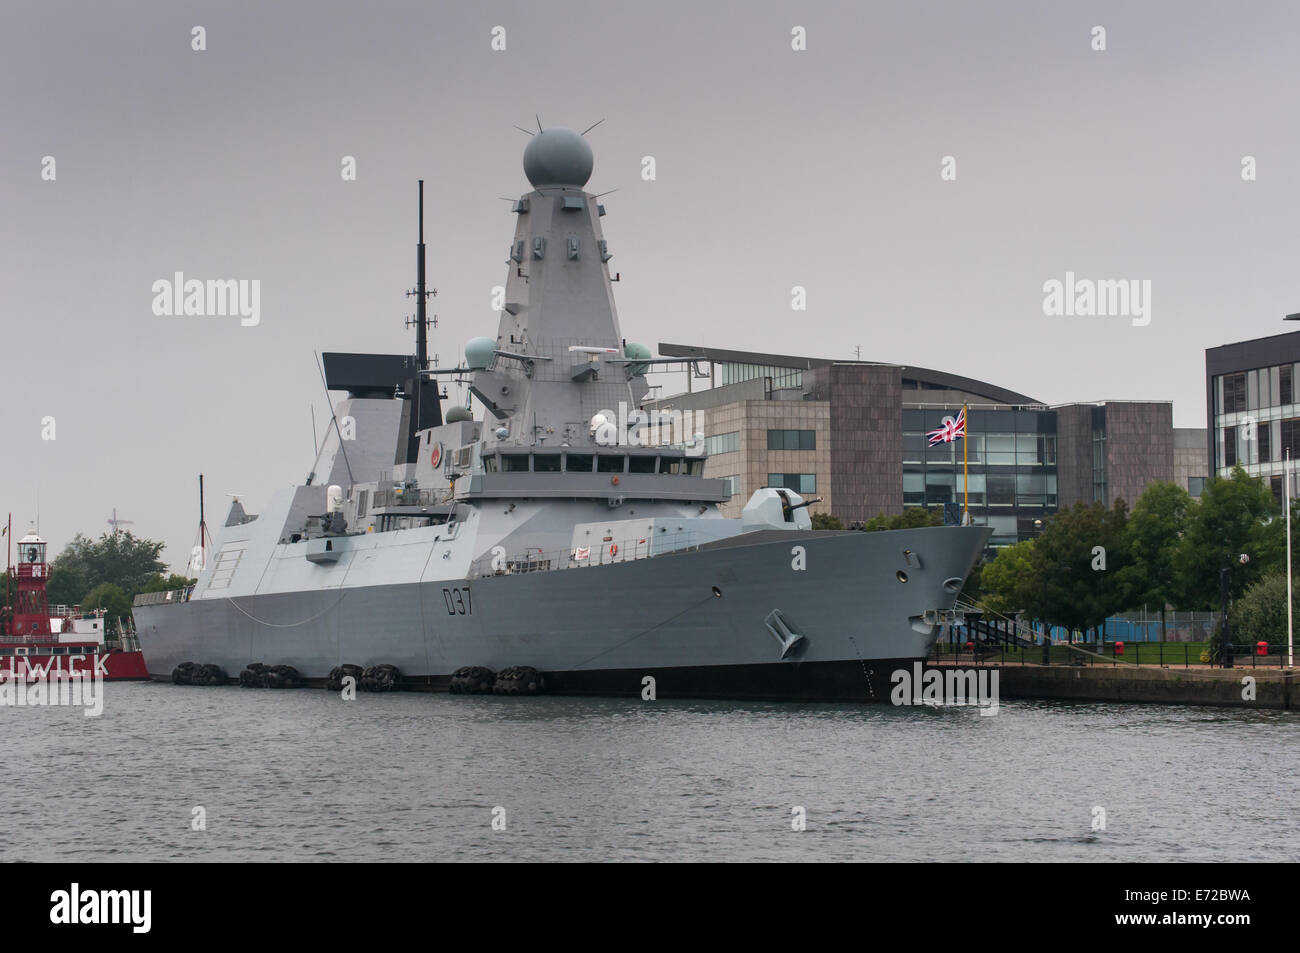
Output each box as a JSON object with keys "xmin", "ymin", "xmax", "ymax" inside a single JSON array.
[
  {"xmin": 930, "ymin": 640, "xmax": 1295, "ymax": 669},
  {"xmin": 944, "ymin": 609, "xmax": 1219, "ymax": 645}
]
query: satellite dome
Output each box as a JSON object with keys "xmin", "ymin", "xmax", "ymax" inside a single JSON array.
[
  {"xmin": 445, "ymin": 405, "xmax": 473, "ymax": 423},
  {"xmin": 623, "ymin": 342, "xmax": 652, "ymax": 377},
  {"xmin": 465, "ymin": 336, "xmax": 497, "ymax": 371},
  {"xmin": 523, "ymin": 127, "xmax": 593, "ymax": 189}
]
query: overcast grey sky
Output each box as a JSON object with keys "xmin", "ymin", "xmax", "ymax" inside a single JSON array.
[{"xmin": 4, "ymin": 0, "xmax": 1299, "ymax": 570}]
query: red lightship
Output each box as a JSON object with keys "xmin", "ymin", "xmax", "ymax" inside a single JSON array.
[{"xmin": 2, "ymin": 519, "xmax": 149, "ymax": 681}]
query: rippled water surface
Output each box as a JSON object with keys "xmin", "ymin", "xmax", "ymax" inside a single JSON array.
[{"xmin": 4, "ymin": 683, "xmax": 1297, "ymax": 862}]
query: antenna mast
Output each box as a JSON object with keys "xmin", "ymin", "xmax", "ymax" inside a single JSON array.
[
  {"xmin": 199, "ymin": 474, "xmax": 207, "ymax": 569},
  {"xmin": 402, "ymin": 180, "xmax": 440, "ymax": 463},
  {"xmin": 417, "ymin": 179, "xmax": 428, "ymax": 374}
]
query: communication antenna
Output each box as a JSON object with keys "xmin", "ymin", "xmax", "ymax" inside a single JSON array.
[{"xmin": 189, "ymin": 474, "xmax": 214, "ymax": 575}]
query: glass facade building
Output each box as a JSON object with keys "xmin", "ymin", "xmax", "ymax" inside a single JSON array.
[
  {"xmin": 903, "ymin": 408, "xmax": 1058, "ymax": 548},
  {"xmin": 1209, "ymin": 360, "xmax": 1300, "ymax": 499}
]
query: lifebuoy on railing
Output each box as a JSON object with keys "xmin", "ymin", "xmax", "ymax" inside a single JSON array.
[{"xmin": 610, "ymin": 544, "xmax": 618, "ymax": 557}]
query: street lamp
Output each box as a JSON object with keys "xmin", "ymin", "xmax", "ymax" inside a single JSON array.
[{"xmin": 1219, "ymin": 553, "xmax": 1249, "ymax": 667}]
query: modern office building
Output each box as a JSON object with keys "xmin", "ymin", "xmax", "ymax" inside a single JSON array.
[
  {"xmin": 1205, "ymin": 328, "xmax": 1300, "ymax": 501},
  {"xmin": 652, "ymin": 344, "xmax": 1206, "ymax": 548}
]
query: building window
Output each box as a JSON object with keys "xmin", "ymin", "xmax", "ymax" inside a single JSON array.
[
  {"xmin": 718, "ymin": 363, "xmax": 802, "ymax": 389},
  {"xmin": 987, "ymin": 474, "xmax": 1015, "ymax": 505},
  {"xmin": 1282, "ymin": 365, "xmax": 1293, "ymax": 405},
  {"xmin": 1222, "ymin": 372, "xmax": 1247, "ymax": 413},
  {"xmin": 768, "ymin": 473, "xmax": 816, "ymax": 494},
  {"xmin": 1223, "ymin": 426, "xmax": 1237, "ymax": 467},
  {"xmin": 705, "ymin": 431, "xmax": 740, "ymax": 455},
  {"xmin": 720, "ymin": 475, "xmax": 739, "ymax": 498},
  {"xmin": 1188, "ymin": 476, "xmax": 1206, "ymax": 497},
  {"xmin": 1257, "ymin": 422, "xmax": 1271, "ymax": 464},
  {"xmin": 903, "ymin": 471, "xmax": 925, "ymax": 505},
  {"xmin": 1282, "ymin": 418, "xmax": 1300, "ymax": 459},
  {"xmin": 766, "ymin": 429, "xmax": 816, "ymax": 450},
  {"xmin": 1092, "ymin": 423, "xmax": 1107, "ymax": 502}
]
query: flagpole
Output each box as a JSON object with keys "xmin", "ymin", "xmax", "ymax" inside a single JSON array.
[
  {"xmin": 962, "ymin": 404, "xmax": 969, "ymax": 525},
  {"xmin": 1288, "ymin": 449, "xmax": 1293, "ymax": 669},
  {"xmin": 4, "ymin": 514, "xmax": 9, "ymax": 636}
]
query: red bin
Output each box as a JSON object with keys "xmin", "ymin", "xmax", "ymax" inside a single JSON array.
[
  {"xmin": 1115, "ymin": 642, "xmax": 1124, "ymax": 655},
  {"xmin": 965, "ymin": 641, "xmax": 974, "ymax": 651},
  {"xmin": 1257, "ymin": 641, "xmax": 1268, "ymax": 656}
]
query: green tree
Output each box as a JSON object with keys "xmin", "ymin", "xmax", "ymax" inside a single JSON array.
[
  {"xmin": 51, "ymin": 532, "xmax": 167, "ymax": 604},
  {"xmin": 859, "ymin": 508, "xmax": 944, "ymax": 531},
  {"xmin": 1173, "ymin": 468, "xmax": 1277, "ymax": 609},
  {"xmin": 1030, "ymin": 499, "xmax": 1133, "ymax": 639},
  {"xmin": 45, "ymin": 563, "xmax": 90, "ymax": 607},
  {"xmin": 140, "ymin": 573, "xmax": 197, "ymax": 594},
  {"xmin": 1230, "ymin": 572, "xmax": 1299, "ymax": 646},
  {"xmin": 811, "ymin": 512, "xmax": 843, "ymax": 530},
  {"xmin": 1124, "ymin": 481, "xmax": 1192, "ymax": 634},
  {"xmin": 980, "ymin": 540, "xmax": 1036, "ymax": 615},
  {"xmin": 80, "ymin": 583, "xmax": 131, "ymax": 638}
]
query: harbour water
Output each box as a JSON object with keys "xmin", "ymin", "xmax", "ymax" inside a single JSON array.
[{"xmin": 4, "ymin": 683, "xmax": 1297, "ymax": 862}]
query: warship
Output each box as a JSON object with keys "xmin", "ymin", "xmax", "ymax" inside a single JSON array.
[{"xmin": 134, "ymin": 126, "xmax": 990, "ymax": 700}]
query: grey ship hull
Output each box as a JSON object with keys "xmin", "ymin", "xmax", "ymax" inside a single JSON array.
[{"xmin": 136, "ymin": 525, "xmax": 987, "ymax": 702}]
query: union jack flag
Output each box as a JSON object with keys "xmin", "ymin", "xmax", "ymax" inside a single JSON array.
[{"xmin": 926, "ymin": 408, "xmax": 966, "ymax": 445}]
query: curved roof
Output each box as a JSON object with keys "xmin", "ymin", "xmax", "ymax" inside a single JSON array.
[{"xmin": 657, "ymin": 342, "xmax": 1038, "ymax": 405}]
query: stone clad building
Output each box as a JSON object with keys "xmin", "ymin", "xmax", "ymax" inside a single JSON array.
[{"xmin": 651, "ymin": 343, "xmax": 1206, "ymax": 548}]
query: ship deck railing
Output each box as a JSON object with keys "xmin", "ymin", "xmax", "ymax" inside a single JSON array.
[
  {"xmin": 133, "ymin": 586, "xmax": 195, "ymax": 608},
  {"xmin": 467, "ymin": 532, "xmax": 705, "ymax": 578}
]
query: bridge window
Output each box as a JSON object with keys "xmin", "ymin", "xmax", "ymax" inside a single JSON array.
[
  {"xmin": 597, "ymin": 455, "xmax": 626, "ymax": 473},
  {"xmin": 565, "ymin": 454, "xmax": 593, "ymax": 472},
  {"xmin": 629, "ymin": 456, "xmax": 656, "ymax": 474},
  {"xmin": 501, "ymin": 454, "xmax": 530, "ymax": 472},
  {"xmin": 534, "ymin": 454, "xmax": 561, "ymax": 472}
]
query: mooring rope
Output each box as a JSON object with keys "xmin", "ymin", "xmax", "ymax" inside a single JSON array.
[{"xmin": 223, "ymin": 588, "xmax": 350, "ymax": 628}]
